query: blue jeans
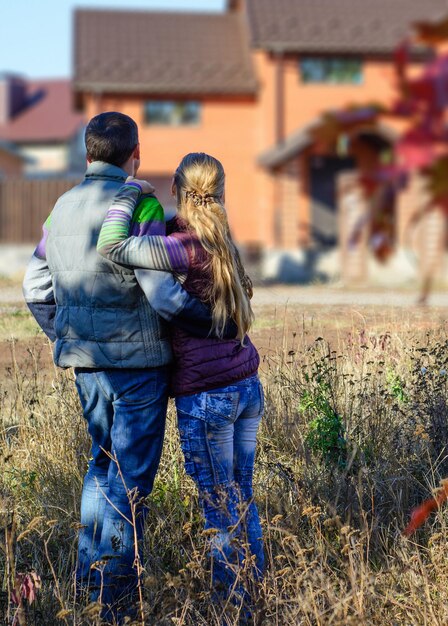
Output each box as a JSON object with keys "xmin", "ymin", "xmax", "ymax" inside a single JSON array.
[
  {"xmin": 74, "ymin": 367, "xmax": 168, "ymax": 616},
  {"xmin": 175, "ymin": 374, "xmax": 265, "ymax": 610}
]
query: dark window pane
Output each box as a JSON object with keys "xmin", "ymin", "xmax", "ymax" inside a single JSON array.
[
  {"xmin": 144, "ymin": 101, "xmax": 201, "ymax": 125},
  {"xmin": 300, "ymin": 58, "xmax": 363, "ymax": 84}
]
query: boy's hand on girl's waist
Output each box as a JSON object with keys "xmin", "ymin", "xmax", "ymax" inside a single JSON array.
[{"xmin": 126, "ymin": 176, "xmax": 156, "ymax": 195}]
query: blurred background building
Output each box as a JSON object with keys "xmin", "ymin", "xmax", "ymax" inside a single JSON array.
[
  {"xmin": 0, "ymin": 75, "xmax": 85, "ymax": 175},
  {"xmin": 1, "ymin": 0, "xmax": 447, "ymax": 288}
]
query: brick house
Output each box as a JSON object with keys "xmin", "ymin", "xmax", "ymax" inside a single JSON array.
[
  {"xmin": 0, "ymin": 75, "xmax": 85, "ymax": 176},
  {"xmin": 73, "ymin": 0, "xmax": 447, "ymax": 276}
]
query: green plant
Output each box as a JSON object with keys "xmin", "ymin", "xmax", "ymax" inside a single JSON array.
[
  {"xmin": 386, "ymin": 369, "xmax": 409, "ymax": 404},
  {"xmin": 3, "ymin": 468, "xmax": 37, "ymax": 493},
  {"xmin": 300, "ymin": 383, "xmax": 347, "ymax": 466}
]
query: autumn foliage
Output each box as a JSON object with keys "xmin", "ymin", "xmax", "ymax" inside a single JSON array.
[{"xmin": 314, "ymin": 14, "xmax": 448, "ymax": 262}]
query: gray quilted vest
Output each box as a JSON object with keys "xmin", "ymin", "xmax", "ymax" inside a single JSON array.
[{"xmin": 46, "ymin": 161, "xmax": 172, "ymax": 369}]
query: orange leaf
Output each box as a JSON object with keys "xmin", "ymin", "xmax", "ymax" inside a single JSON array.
[
  {"xmin": 414, "ymin": 16, "xmax": 448, "ymax": 45},
  {"xmin": 403, "ymin": 481, "xmax": 448, "ymax": 536}
]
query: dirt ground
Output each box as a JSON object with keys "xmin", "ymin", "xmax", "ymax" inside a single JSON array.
[{"xmin": 1, "ymin": 283, "xmax": 447, "ymax": 374}]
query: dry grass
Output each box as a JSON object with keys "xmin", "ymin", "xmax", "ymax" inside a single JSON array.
[
  {"xmin": 0, "ymin": 311, "xmax": 42, "ymax": 342},
  {"xmin": 2, "ymin": 310, "xmax": 448, "ymax": 625}
]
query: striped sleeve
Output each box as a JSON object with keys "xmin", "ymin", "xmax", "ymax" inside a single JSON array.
[
  {"xmin": 35, "ymin": 212, "xmax": 52, "ymax": 260},
  {"xmin": 97, "ymin": 183, "xmax": 190, "ymax": 273}
]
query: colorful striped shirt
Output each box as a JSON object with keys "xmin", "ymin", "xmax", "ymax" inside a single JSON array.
[
  {"xmin": 35, "ymin": 213, "xmax": 52, "ymax": 260},
  {"xmin": 97, "ymin": 183, "xmax": 190, "ymax": 281}
]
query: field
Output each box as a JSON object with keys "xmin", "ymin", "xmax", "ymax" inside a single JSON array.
[{"xmin": 1, "ymin": 285, "xmax": 448, "ymax": 625}]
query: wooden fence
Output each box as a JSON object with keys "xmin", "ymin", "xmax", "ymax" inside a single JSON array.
[{"xmin": 0, "ymin": 177, "xmax": 80, "ymax": 243}]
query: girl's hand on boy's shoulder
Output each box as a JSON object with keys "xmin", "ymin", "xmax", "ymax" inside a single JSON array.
[{"xmin": 126, "ymin": 176, "xmax": 155, "ymax": 195}]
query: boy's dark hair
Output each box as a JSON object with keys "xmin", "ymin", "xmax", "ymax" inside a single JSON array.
[{"xmin": 85, "ymin": 112, "xmax": 139, "ymax": 167}]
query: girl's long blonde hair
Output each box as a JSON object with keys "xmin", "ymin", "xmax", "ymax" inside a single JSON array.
[{"xmin": 173, "ymin": 152, "xmax": 254, "ymax": 341}]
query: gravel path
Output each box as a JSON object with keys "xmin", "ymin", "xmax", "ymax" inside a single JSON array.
[
  {"xmin": 252, "ymin": 286, "xmax": 448, "ymax": 308},
  {"xmin": 2, "ymin": 283, "xmax": 448, "ymax": 309}
]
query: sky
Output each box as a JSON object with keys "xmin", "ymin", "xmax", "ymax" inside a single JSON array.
[{"xmin": 0, "ymin": 0, "xmax": 226, "ymax": 79}]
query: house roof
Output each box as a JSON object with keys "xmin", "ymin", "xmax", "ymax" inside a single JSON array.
[
  {"xmin": 0, "ymin": 80, "xmax": 84, "ymax": 143},
  {"xmin": 74, "ymin": 9, "xmax": 257, "ymax": 96},
  {"xmin": 258, "ymin": 122, "xmax": 317, "ymax": 169},
  {"xmin": 246, "ymin": 0, "xmax": 448, "ymax": 54},
  {"xmin": 259, "ymin": 118, "xmax": 397, "ymax": 169}
]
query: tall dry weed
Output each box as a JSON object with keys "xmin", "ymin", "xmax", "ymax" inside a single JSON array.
[{"xmin": 1, "ymin": 323, "xmax": 448, "ymax": 624}]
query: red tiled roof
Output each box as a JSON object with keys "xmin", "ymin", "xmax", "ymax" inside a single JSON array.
[
  {"xmin": 74, "ymin": 9, "xmax": 257, "ymax": 95},
  {"xmin": 247, "ymin": 0, "xmax": 448, "ymax": 53},
  {"xmin": 0, "ymin": 80, "xmax": 84, "ymax": 143}
]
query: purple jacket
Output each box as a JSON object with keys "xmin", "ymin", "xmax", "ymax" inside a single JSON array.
[{"xmin": 169, "ymin": 219, "xmax": 259, "ymax": 396}]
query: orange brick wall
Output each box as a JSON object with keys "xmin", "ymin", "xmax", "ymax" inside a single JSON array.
[
  {"xmin": 398, "ymin": 174, "xmax": 446, "ymax": 280},
  {"xmin": 253, "ymin": 52, "xmax": 410, "ymax": 248},
  {"xmin": 282, "ymin": 57, "xmax": 397, "ymax": 137},
  {"xmin": 338, "ymin": 172, "xmax": 369, "ymax": 283},
  {"xmin": 81, "ymin": 51, "xmax": 419, "ymax": 249},
  {"xmin": 275, "ymin": 157, "xmax": 301, "ymax": 249},
  {"xmin": 83, "ymin": 93, "xmax": 260, "ymax": 245}
]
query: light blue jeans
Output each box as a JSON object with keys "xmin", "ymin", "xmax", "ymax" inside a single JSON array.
[
  {"xmin": 75, "ymin": 367, "xmax": 168, "ymax": 619},
  {"xmin": 175, "ymin": 374, "xmax": 265, "ymax": 614}
]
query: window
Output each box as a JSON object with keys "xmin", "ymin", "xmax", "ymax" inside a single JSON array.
[
  {"xmin": 300, "ymin": 58, "xmax": 363, "ymax": 84},
  {"xmin": 144, "ymin": 101, "xmax": 201, "ymax": 126}
]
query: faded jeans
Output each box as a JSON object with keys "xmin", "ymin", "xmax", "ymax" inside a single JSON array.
[
  {"xmin": 175, "ymin": 374, "xmax": 265, "ymax": 610},
  {"xmin": 74, "ymin": 367, "xmax": 168, "ymax": 617}
]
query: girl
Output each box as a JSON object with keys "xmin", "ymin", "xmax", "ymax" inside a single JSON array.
[{"xmin": 97, "ymin": 152, "xmax": 264, "ymax": 616}]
